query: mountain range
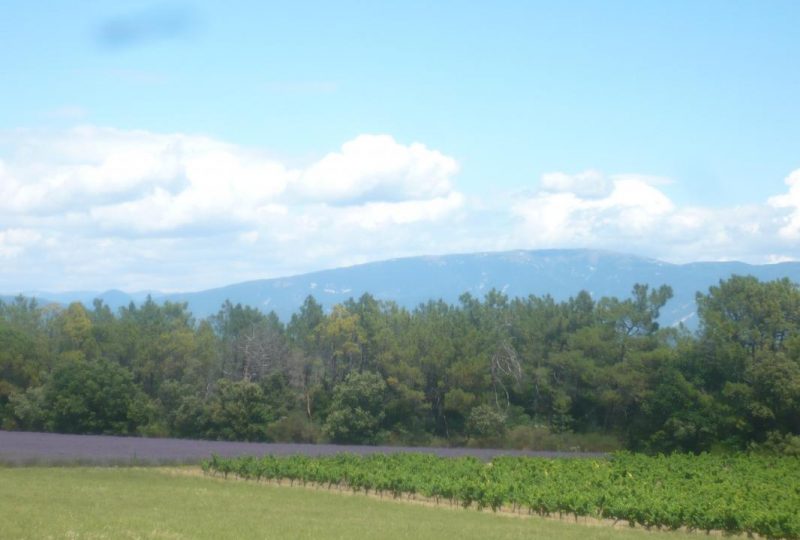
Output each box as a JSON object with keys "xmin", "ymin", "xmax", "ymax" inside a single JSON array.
[{"xmin": 5, "ymin": 249, "xmax": 800, "ymax": 328}]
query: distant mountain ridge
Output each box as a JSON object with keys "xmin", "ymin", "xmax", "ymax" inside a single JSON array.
[{"xmin": 5, "ymin": 249, "xmax": 800, "ymax": 328}]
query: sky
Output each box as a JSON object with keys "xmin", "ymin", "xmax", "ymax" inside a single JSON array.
[{"xmin": 1, "ymin": 0, "xmax": 799, "ymax": 293}]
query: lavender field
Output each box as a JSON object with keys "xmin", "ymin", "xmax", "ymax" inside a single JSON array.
[{"xmin": 0, "ymin": 431, "xmax": 604, "ymax": 465}]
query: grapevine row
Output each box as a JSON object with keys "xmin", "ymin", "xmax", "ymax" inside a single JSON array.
[{"xmin": 202, "ymin": 452, "xmax": 799, "ymax": 539}]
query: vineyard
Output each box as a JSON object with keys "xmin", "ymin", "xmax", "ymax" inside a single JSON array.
[{"xmin": 204, "ymin": 452, "xmax": 800, "ymax": 539}]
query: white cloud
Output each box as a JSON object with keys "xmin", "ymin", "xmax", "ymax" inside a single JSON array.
[
  {"xmin": 339, "ymin": 192, "xmax": 465, "ymax": 230},
  {"xmin": 512, "ymin": 169, "xmax": 798, "ymax": 263},
  {"xmin": 0, "ymin": 228, "xmax": 42, "ymax": 259},
  {"xmin": 0, "ymin": 126, "xmax": 467, "ymax": 291},
  {"xmin": 293, "ymin": 134, "xmax": 458, "ymax": 204},
  {"xmin": 0, "ymin": 127, "xmax": 461, "ymax": 235},
  {"xmin": 769, "ymin": 169, "xmax": 800, "ymax": 240},
  {"xmin": 514, "ymin": 174, "xmax": 674, "ymax": 243},
  {"xmin": 0, "ymin": 127, "xmax": 797, "ymax": 293}
]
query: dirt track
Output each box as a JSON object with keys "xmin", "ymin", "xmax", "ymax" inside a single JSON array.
[{"xmin": 0, "ymin": 430, "xmax": 605, "ymax": 464}]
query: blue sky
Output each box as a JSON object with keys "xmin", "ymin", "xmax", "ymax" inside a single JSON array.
[{"xmin": 1, "ymin": 1, "xmax": 799, "ymax": 292}]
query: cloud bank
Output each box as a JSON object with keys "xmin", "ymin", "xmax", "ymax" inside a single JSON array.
[{"xmin": 0, "ymin": 126, "xmax": 797, "ymax": 292}]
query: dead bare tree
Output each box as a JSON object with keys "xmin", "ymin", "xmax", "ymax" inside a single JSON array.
[
  {"xmin": 490, "ymin": 339, "xmax": 522, "ymax": 410},
  {"xmin": 224, "ymin": 323, "xmax": 289, "ymax": 382},
  {"xmin": 287, "ymin": 350, "xmax": 323, "ymax": 418}
]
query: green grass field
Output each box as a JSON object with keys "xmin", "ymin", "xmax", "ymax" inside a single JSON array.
[{"xmin": 0, "ymin": 467, "xmax": 716, "ymax": 540}]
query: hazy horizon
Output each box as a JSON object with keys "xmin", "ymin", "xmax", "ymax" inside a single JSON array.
[{"xmin": 4, "ymin": 247, "xmax": 800, "ymax": 298}]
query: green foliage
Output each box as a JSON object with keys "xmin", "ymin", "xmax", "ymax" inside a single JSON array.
[
  {"xmin": 206, "ymin": 452, "xmax": 800, "ymax": 539},
  {"xmin": 1, "ymin": 276, "xmax": 798, "ymax": 452},
  {"xmin": 205, "ymin": 379, "xmax": 273, "ymax": 441},
  {"xmin": 266, "ymin": 410, "xmax": 321, "ymax": 443},
  {"xmin": 466, "ymin": 404, "xmax": 507, "ymax": 440},
  {"xmin": 58, "ymin": 302, "xmax": 98, "ymax": 357},
  {"xmin": 324, "ymin": 371, "xmax": 387, "ymax": 444},
  {"xmin": 750, "ymin": 431, "xmax": 800, "ymax": 456},
  {"xmin": 12, "ymin": 357, "xmax": 147, "ymax": 435},
  {"xmin": 0, "ymin": 321, "xmax": 41, "ymax": 429},
  {"xmin": 690, "ymin": 276, "xmax": 800, "ymax": 446},
  {"xmin": 505, "ymin": 425, "xmax": 622, "ymax": 452}
]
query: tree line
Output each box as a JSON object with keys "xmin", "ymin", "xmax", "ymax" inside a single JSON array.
[{"xmin": 1, "ymin": 275, "xmax": 798, "ymax": 453}]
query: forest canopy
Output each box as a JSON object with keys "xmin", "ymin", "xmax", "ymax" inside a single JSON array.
[{"xmin": 1, "ymin": 275, "xmax": 798, "ymax": 454}]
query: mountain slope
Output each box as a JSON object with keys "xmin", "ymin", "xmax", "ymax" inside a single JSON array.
[
  {"xmin": 161, "ymin": 249, "xmax": 800, "ymax": 327},
  {"xmin": 5, "ymin": 249, "xmax": 800, "ymax": 328}
]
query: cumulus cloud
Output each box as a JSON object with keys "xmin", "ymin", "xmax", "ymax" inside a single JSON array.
[
  {"xmin": 0, "ymin": 127, "xmax": 468, "ymax": 291},
  {"xmin": 769, "ymin": 169, "xmax": 800, "ymax": 240},
  {"xmin": 0, "ymin": 127, "xmax": 461, "ymax": 235},
  {"xmin": 292, "ymin": 134, "xmax": 458, "ymax": 204},
  {"xmin": 512, "ymin": 170, "xmax": 798, "ymax": 263},
  {"xmin": 0, "ymin": 126, "xmax": 797, "ymax": 293},
  {"xmin": 515, "ymin": 175, "xmax": 674, "ymax": 243}
]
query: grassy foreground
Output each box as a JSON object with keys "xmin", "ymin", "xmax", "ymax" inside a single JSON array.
[{"xmin": 0, "ymin": 467, "xmax": 703, "ymax": 540}]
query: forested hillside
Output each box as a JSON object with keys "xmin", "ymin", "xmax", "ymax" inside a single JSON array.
[
  {"xmin": 18, "ymin": 250, "xmax": 800, "ymax": 326},
  {"xmin": 1, "ymin": 275, "xmax": 798, "ymax": 454}
]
